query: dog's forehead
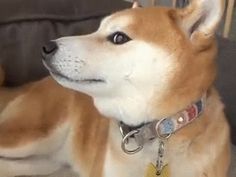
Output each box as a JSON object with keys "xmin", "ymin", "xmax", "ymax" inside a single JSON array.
[
  {"xmin": 98, "ymin": 7, "xmax": 183, "ymax": 51},
  {"xmin": 99, "ymin": 10, "xmax": 134, "ymax": 32},
  {"xmin": 99, "ymin": 8, "xmax": 175, "ymax": 36}
]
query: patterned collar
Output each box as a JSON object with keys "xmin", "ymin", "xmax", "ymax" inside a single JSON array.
[{"xmin": 119, "ymin": 96, "xmax": 205, "ymax": 154}]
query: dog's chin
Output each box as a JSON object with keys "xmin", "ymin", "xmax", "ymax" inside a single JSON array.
[{"xmin": 50, "ymin": 72, "xmax": 106, "ymax": 85}]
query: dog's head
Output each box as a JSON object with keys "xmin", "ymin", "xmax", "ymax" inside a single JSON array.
[{"xmin": 43, "ymin": 0, "xmax": 224, "ymax": 125}]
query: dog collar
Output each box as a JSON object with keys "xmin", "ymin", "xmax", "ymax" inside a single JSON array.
[{"xmin": 120, "ymin": 96, "xmax": 205, "ymax": 154}]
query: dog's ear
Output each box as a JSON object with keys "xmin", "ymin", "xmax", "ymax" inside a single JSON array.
[
  {"xmin": 176, "ymin": 0, "xmax": 225, "ymax": 44},
  {"xmin": 132, "ymin": 1, "xmax": 140, "ymax": 8}
]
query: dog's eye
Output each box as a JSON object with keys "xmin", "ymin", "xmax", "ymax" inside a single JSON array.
[{"xmin": 108, "ymin": 32, "xmax": 131, "ymax": 45}]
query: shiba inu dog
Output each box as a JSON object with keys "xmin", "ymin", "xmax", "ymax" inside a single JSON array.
[{"xmin": 0, "ymin": 0, "xmax": 230, "ymax": 177}]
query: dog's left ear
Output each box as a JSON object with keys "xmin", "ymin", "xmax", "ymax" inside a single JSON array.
[{"xmin": 176, "ymin": 0, "xmax": 225, "ymax": 45}]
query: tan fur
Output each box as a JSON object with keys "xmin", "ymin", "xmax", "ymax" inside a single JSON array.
[
  {"xmin": 0, "ymin": 78, "xmax": 72, "ymax": 147},
  {"xmin": 0, "ymin": 0, "xmax": 230, "ymax": 177}
]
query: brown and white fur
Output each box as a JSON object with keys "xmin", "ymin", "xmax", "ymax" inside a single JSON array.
[{"xmin": 0, "ymin": 0, "xmax": 231, "ymax": 177}]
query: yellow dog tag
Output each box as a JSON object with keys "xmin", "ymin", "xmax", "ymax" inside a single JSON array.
[{"xmin": 145, "ymin": 163, "xmax": 169, "ymax": 177}]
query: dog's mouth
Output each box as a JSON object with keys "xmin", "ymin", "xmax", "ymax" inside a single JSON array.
[
  {"xmin": 42, "ymin": 60, "xmax": 106, "ymax": 84},
  {"xmin": 51, "ymin": 71, "xmax": 106, "ymax": 84}
]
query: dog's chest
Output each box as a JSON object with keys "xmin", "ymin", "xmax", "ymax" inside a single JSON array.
[{"xmin": 103, "ymin": 126, "xmax": 164, "ymax": 177}]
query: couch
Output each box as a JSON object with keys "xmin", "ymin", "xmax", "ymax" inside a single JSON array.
[{"xmin": 0, "ymin": 0, "xmax": 235, "ymax": 176}]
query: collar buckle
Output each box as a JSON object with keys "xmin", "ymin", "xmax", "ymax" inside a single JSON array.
[{"xmin": 121, "ymin": 129, "xmax": 143, "ymax": 154}]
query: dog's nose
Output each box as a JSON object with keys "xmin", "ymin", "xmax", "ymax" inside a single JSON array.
[{"xmin": 42, "ymin": 41, "xmax": 58, "ymax": 60}]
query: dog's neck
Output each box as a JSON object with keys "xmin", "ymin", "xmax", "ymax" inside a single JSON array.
[
  {"xmin": 93, "ymin": 92, "xmax": 154, "ymax": 126},
  {"xmin": 93, "ymin": 88, "xmax": 206, "ymax": 128}
]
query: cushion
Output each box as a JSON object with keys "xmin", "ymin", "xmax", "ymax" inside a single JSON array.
[{"xmin": 216, "ymin": 37, "xmax": 236, "ymax": 144}]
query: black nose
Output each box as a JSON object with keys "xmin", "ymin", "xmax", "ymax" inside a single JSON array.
[{"xmin": 42, "ymin": 41, "xmax": 58, "ymax": 60}]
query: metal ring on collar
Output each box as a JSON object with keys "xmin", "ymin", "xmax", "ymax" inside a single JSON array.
[
  {"xmin": 121, "ymin": 129, "xmax": 143, "ymax": 155},
  {"xmin": 155, "ymin": 118, "xmax": 172, "ymax": 140}
]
